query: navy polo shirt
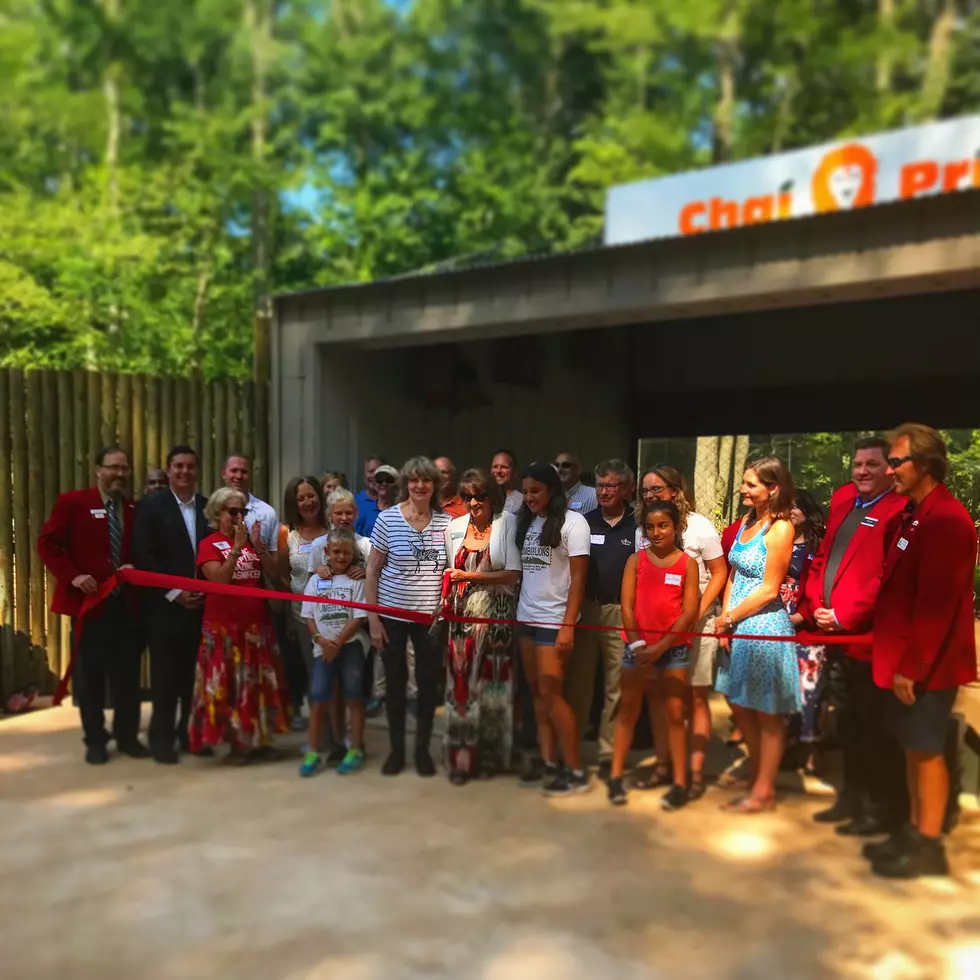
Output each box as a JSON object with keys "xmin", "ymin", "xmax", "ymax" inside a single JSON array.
[{"xmin": 585, "ymin": 508, "xmax": 637, "ymax": 605}]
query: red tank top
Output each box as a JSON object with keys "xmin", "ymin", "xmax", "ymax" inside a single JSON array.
[{"xmin": 622, "ymin": 551, "xmax": 691, "ymax": 647}]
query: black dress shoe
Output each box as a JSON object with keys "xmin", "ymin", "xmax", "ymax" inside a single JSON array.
[
  {"xmin": 836, "ymin": 814, "xmax": 893, "ymax": 837},
  {"xmin": 85, "ymin": 745, "xmax": 109, "ymax": 765},
  {"xmin": 190, "ymin": 746, "xmax": 215, "ymax": 758},
  {"xmin": 862, "ymin": 824, "xmax": 916, "ymax": 862},
  {"xmin": 415, "ymin": 747, "xmax": 436, "ymax": 777},
  {"xmin": 152, "ymin": 747, "xmax": 180, "ymax": 765},
  {"xmin": 116, "ymin": 741, "xmax": 152, "ymax": 759},
  {"xmin": 382, "ymin": 752, "xmax": 405, "ymax": 776},
  {"xmin": 813, "ymin": 798, "xmax": 855, "ymax": 824},
  {"xmin": 872, "ymin": 830, "xmax": 949, "ymax": 879}
]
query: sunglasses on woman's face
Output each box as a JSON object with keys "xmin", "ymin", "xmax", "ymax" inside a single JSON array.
[
  {"xmin": 462, "ymin": 492, "xmax": 488, "ymax": 502},
  {"xmin": 374, "ymin": 475, "xmax": 395, "ymax": 485},
  {"xmin": 225, "ymin": 507, "xmax": 243, "ymax": 518}
]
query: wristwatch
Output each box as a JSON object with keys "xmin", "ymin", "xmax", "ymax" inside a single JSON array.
[{"xmin": 724, "ymin": 613, "xmax": 735, "ymax": 631}]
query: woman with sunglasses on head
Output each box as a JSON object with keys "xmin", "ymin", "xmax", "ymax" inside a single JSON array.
[
  {"xmin": 637, "ymin": 466, "xmax": 727, "ymax": 799},
  {"xmin": 188, "ymin": 487, "xmax": 287, "ymax": 763},
  {"xmin": 443, "ymin": 469, "xmax": 522, "ymax": 784},
  {"xmin": 715, "ymin": 456, "xmax": 800, "ymax": 813},
  {"xmin": 516, "ymin": 462, "xmax": 592, "ymax": 796}
]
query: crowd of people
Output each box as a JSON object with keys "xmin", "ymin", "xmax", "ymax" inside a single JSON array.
[{"xmin": 36, "ymin": 423, "xmax": 978, "ymax": 881}]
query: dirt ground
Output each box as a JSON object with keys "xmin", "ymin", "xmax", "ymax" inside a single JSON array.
[{"xmin": 1, "ymin": 703, "xmax": 978, "ymax": 980}]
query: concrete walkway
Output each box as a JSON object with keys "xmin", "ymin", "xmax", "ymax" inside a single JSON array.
[{"xmin": 1, "ymin": 705, "xmax": 978, "ymax": 980}]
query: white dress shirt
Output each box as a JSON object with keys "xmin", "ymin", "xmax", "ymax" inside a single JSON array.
[
  {"xmin": 245, "ymin": 493, "xmax": 279, "ymax": 552},
  {"xmin": 166, "ymin": 491, "xmax": 200, "ymax": 602}
]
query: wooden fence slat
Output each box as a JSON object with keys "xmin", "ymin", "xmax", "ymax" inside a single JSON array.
[
  {"xmin": 0, "ymin": 369, "xmax": 14, "ymax": 699},
  {"xmin": 101, "ymin": 372, "xmax": 117, "ymax": 447},
  {"xmin": 73, "ymin": 371, "xmax": 88, "ymax": 489},
  {"xmin": 160, "ymin": 376, "xmax": 174, "ymax": 463},
  {"xmin": 201, "ymin": 380, "xmax": 213, "ymax": 496},
  {"xmin": 57, "ymin": 373, "xmax": 73, "ymax": 492},
  {"xmin": 132, "ymin": 375, "xmax": 146, "ymax": 492},
  {"xmin": 10, "ymin": 371, "xmax": 29, "ymax": 652},
  {"xmin": 118, "ymin": 373, "xmax": 133, "ymax": 460},
  {"xmin": 146, "ymin": 376, "xmax": 160, "ymax": 471},
  {"xmin": 189, "ymin": 372, "xmax": 202, "ymax": 467},
  {"xmin": 87, "ymin": 372, "xmax": 100, "ymax": 467},
  {"xmin": 42, "ymin": 370, "xmax": 61, "ymax": 683},
  {"xmin": 175, "ymin": 376, "xmax": 189, "ymax": 447},
  {"xmin": 254, "ymin": 380, "xmax": 269, "ymax": 503},
  {"xmin": 26, "ymin": 371, "xmax": 46, "ymax": 687},
  {"xmin": 213, "ymin": 381, "xmax": 226, "ymax": 495},
  {"xmin": 241, "ymin": 380, "xmax": 255, "ymax": 476},
  {"xmin": 225, "ymin": 379, "xmax": 239, "ymax": 462}
]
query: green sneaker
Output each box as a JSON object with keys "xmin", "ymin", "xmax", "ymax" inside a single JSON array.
[
  {"xmin": 299, "ymin": 750, "xmax": 323, "ymax": 778},
  {"xmin": 336, "ymin": 748, "xmax": 364, "ymax": 775}
]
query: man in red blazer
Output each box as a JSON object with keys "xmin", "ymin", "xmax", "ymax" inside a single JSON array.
[
  {"xmin": 864, "ymin": 424, "xmax": 978, "ymax": 879},
  {"xmin": 37, "ymin": 446, "xmax": 149, "ymax": 764},
  {"xmin": 799, "ymin": 437, "xmax": 907, "ymax": 835}
]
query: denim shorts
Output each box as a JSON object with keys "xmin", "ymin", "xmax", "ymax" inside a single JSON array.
[
  {"xmin": 516, "ymin": 624, "xmax": 560, "ymax": 647},
  {"xmin": 310, "ymin": 641, "xmax": 366, "ymax": 703},
  {"xmin": 621, "ymin": 642, "xmax": 689, "ymax": 670}
]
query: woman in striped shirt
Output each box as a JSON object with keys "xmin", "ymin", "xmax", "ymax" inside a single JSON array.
[{"xmin": 366, "ymin": 456, "xmax": 451, "ymax": 777}]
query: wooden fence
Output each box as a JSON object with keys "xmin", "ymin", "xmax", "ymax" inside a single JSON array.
[{"xmin": 0, "ymin": 368, "xmax": 270, "ymax": 702}]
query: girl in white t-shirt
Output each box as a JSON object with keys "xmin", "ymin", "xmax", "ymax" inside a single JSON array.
[{"xmin": 514, "ymin": 462, "xmax": 592, "ymax": 797}]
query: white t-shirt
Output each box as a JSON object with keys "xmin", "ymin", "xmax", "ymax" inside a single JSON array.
[
  {"xmin": 306, "ymin": 532, "xmax": 372, "ymax": 574},
  {"xmin": 635, "ymin": 511, "xmax": 723, "ymax": 593},
  {"xmin": 517, "ymin": 511, "xmax": 591, "ymax": 625},
  {"xmin": 370, "ymin": 506, "xmax": 451, "ymax": 615},
  {"xmin": 301, "ymin": 573, "xmax": 369, "ymax": 654},
  {"xmin": 503, "ymin": 489, "xmax": 524, "ymax": 515}
]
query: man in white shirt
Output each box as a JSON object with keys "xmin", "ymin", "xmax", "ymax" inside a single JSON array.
[
  {"xmin": 491, "ymin": 449, "xmax": 524, "ymax": 515},
  {"xmin": 222, "ymin": 454, "xmax": 278, "ymax": 552},
  {"xmin": 555, "ymin": 451, "xmax": 598, "ymax": 515}
]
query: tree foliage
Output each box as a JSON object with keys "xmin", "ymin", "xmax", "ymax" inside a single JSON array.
[{"xmin": 1, "ymin": 0, "xmax": 977, "ymax": 377}]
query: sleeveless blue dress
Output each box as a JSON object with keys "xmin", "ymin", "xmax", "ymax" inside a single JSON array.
[{"xmin": 715, "ymin": 521, "xmax": 802, "ymax": 715}]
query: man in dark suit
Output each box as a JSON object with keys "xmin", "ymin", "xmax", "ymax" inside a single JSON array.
[
  {"xmin": 865, "ymin": 424, "xmax": 977, "ymax": 879},
  {"xmin": 799, "ymin": 437, "xmax": 907, "ymax": 835},
  {"xmin": 37, "ymin": 446, "xmax": 149, "ymax": 764},
  {"xmin": 133, "ymin": 445, "xmax": 208, "ymax": 764}
]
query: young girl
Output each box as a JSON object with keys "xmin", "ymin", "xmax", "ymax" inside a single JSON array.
[
  {"xmin": 515, "ymin": 462, "xmax": 591, "ymax": 796},
  {"xmin": 609, "ymin": 500, "xmax": 699, "ymax": 809},
  {"xmin": 299, "ymin": 527, "xmax": 369, "ymax": 777}
]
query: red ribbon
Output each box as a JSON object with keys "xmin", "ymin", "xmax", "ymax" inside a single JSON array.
[{"xmin": 53, "ymin": 567, "xmax": 871, "ymax": 707}]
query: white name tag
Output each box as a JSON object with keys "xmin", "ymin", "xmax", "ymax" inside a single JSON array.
[
  {"xmin": 664, "ymin": 573, "xmax": 682, "ymax": 586},
  {"xmin": 298, "ymin": 542, "xmax": 312, "ymax": 554},
  {"xmin": 90, "ymin": 508, "xmax": 106, "ymax": 519},
  {"xmin": 569, "ymin": 501, "xmax": 582, "ymax": 510},
  {"xmin": 214, "ymin": 541, "xmax": 231, "ymax": 552},
  {"xmin": 590, "ymin": 534, "xmax": 605, "ymax": 545},
  {"xmin": 315, "ymin": 579, "xmax": 333, "ymax": 591},
  {"xmin": 897, "ymin": 537, "xmax": 909, "ymax": 551},
  {"xmin": 637, "ymin": 536, "xmax": 650, "ymax": 551}
]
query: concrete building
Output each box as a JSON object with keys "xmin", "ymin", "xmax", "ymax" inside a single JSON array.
[{"xmin": 271, "ymin": 190, "xmax": 980, "ymax": 506}]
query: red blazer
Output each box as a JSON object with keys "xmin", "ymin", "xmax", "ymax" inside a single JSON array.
[
  {"xmin": 872, "ymin": 483, "xmax": 978, "ymax": 691},
  {"xmin": 36, "ymin": 487, "xmax": 136, "ymax": 618},
  {"xmin": 799, "ymin": 483, "xmax": 906, "ymax": 659},
  {"xmin": 720, "ymin": 518, "xmax": 741, "ymax": 572}
]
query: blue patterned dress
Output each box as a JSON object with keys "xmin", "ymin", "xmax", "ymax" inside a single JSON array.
[{"xmin": 716, "ymin": 521, "xmax": 802, "ymax": 715}]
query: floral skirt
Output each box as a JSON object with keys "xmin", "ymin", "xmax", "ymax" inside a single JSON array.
[{"xmin": 189, "ymin": 618, "xmax": 289, "ymax": 751}]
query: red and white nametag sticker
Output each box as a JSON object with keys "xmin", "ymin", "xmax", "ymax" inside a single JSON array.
[
  {"xmin": 664, "ymin": 573, "xmax": 682, "ymax": 586},
  {"xmin": 90, "ymin": 508, "xmax": 106, "ymax": 519},
  {"xmin": 214, "ymin": 541, "xmax": 231, "ymax": 552},
  {"xmin": 897, "ymin": 537, "xmax": 909, "ymax": 551}
]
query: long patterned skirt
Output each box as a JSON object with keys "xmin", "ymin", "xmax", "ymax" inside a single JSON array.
[
  {"xmin": 188, "ymin": 618, "xmax": 289, "ymax": 751},
  {"xmin": 444, "ymin": 580, "xmax": 516, "ymax": 779}
]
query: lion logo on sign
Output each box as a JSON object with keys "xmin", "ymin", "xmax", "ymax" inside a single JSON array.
[{"xmin": 811, "ymin": 143, "xmax": 877, "ymax": 212}]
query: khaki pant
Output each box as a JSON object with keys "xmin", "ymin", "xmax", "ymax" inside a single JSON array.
[{"xmin": 564, "ymin": 600, "xmax": 623, "ymax": 761}]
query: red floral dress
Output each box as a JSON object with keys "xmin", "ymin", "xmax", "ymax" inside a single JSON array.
[{"xmin": 188, "ymin": 533, "xmax": 288, "ymax": 751}]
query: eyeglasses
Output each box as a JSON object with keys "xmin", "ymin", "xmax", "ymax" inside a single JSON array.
[
  {"xmin": 595, "ymin": 483, "xmax": 622, "ymax": 492},
  {"xmin": 461, "ymin": 492, "xmax": 488, "ymax": 502},
  {"xmin": 225, "ymin": 507, "xmax": 244, "ymax": 517},
  {"xmin": 642, "ymin": 484, "xmax": 671, "ymax": 495},
  {"xmin": 374, "ymin": 475, "xmax": 395, "ymax": 485},
  {"xmin": 887, "ymin": 455, "xmax": 913, "ymax": 469}
]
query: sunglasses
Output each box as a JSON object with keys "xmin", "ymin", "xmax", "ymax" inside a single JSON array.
[
  {"xmin": 374, "ymin": 475, "xmax": 395, "ymax": 485},
  {"xmin": 887, "ymin": 455, "xmax": 913, "ymax": 469},
  {"xmin": 555, "ymin": 462, "xmax": 575, "ymax": 470},
  {"xmin": 225, "ymin": 507, "xmax": 244, "ymax": 518},
  {"xmin": 461, "ymin": 492, "xmax": 488, "ymax": 502}
]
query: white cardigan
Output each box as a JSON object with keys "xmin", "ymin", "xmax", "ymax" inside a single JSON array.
[{"xmin": 445, "ymin": 511, "xmax": 522, "ymax": 572}]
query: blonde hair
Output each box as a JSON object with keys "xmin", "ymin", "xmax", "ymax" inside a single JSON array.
[
  {"xmin": 325, "ymin": 487, "xmax": 356, "ymax": 525},
  {"xmin": 399, "ymin": 456, "xmax": 443, "ymax": 511},
  {"xmin": 887, "ymin": 422, "xmax": 948, "ymax": 482},
  {"xmin": 205, "ymin": 487, "xmax": 246, "ymax": 529}
]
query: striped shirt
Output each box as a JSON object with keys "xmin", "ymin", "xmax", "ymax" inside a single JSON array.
[{"xmin": 370, "ymin": 506, "xmax": 451, "ymax": 616}]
